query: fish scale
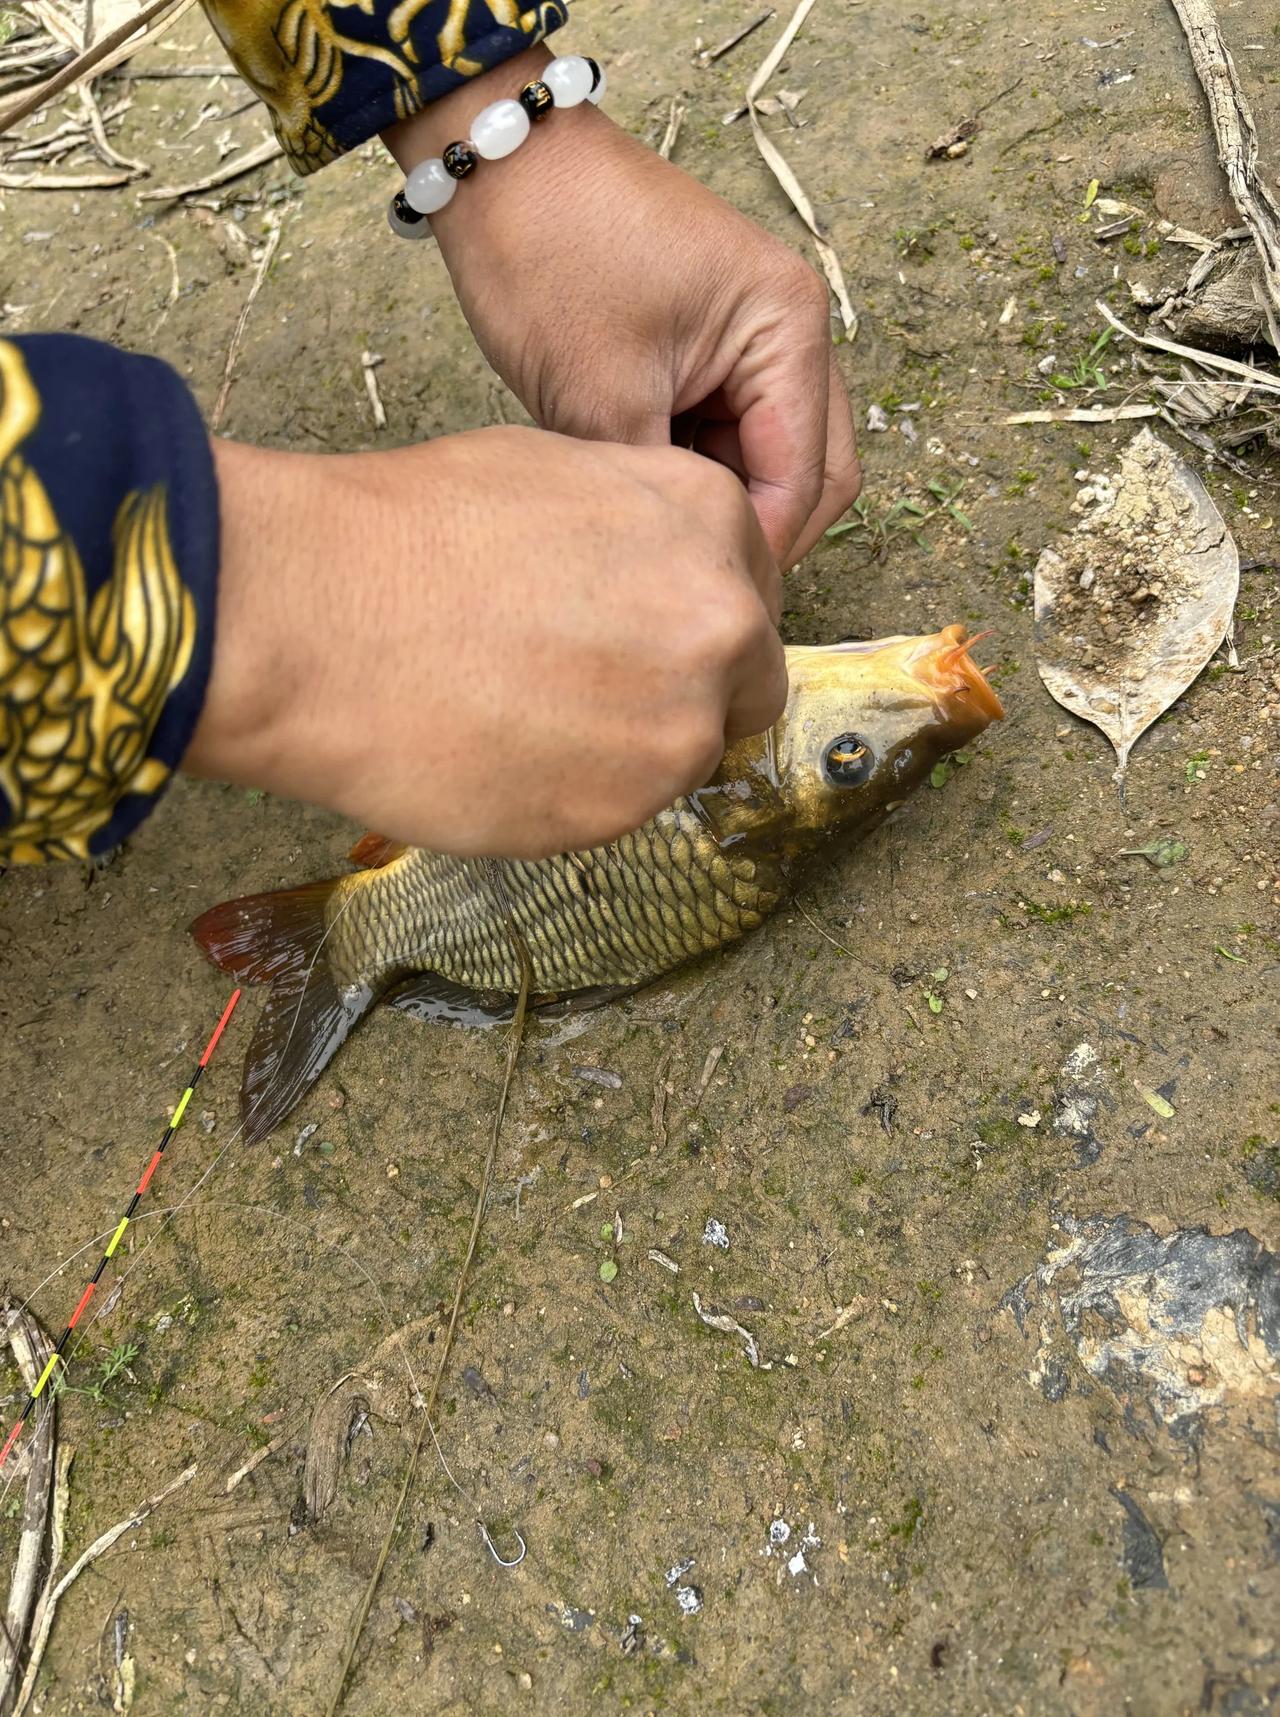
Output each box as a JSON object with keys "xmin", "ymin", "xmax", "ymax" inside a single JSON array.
[
  {"xmin": 191, "ymin": 627, "xmax": 1005, "ymax": 1143},
  {"xmin": 327, "ymin": 804, "xmax": 776, "ymax": 999}
]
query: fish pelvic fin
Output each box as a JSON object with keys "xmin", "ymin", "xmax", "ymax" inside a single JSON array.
[{"xmin": 189, "ymin": 878, "xmax": 377, "ymax": 1145}]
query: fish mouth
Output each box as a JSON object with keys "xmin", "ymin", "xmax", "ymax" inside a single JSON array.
[{"xmin": 910, "ymin": 625, "xmax": 1005, "ymax": 736}]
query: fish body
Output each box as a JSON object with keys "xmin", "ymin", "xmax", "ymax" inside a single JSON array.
[{"xmin": 193, "ymin": 627, "xmax": 1003, "ymax": 1142}]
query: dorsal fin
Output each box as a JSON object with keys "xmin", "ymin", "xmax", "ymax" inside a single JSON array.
[{"xmin": 347, "ymin": 832, "xmax": 407, "ymax": 870}]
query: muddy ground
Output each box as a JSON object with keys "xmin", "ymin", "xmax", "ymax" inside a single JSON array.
[{"xmin": 2, "ymin": 0, "xmax": 1278, "ymax": 1712}]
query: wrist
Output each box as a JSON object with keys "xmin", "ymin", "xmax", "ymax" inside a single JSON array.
[
  {"xmin": 381, "ymin": 44, "xmax": 613, "ymax": 238},
  {"xmin": 185, "ymin": 440, "xmax": 337, "ymax": 793}
]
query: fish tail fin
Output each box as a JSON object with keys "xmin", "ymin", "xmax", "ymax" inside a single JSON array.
[{"xmin": 190, "ymin": 878, "xmax": 376, "ymax": 1145}]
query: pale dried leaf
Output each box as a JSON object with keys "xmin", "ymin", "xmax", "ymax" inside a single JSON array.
[
  {"xmin": 1034, "ymin": 429, "xmax": 1239, "ymax": 782},
  {"xmin": 745, "ymin": 0, "xmax": 857, "ymax": 335}
]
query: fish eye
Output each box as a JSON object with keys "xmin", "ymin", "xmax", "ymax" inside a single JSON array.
[{"xmin": 824, "ymin": 733, "xmax": 875, "ymax": 787}]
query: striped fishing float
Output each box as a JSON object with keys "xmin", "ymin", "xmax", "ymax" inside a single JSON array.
[{"xmin": 0, "ymin": 989, "xmax": 241, "ymax": 1475}]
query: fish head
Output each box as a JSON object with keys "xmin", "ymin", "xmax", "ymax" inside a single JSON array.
[{"xmin": 701, "ymin": 625, "xmax": 1003, "ymax": 848}]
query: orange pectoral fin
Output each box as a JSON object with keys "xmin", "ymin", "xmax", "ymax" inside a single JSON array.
[{"xmin": 348, "ymin": 832, "xmax": 408, "ymax": 869}]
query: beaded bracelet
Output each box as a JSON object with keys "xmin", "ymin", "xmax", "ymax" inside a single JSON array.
[{"xmin": 388, "ymin": 54, "xmax": 607, "ymax": 240}]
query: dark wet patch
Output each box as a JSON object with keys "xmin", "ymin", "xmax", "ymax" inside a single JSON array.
[
  {"xmin": 1111, "ymin": 1486, "xmax": 1168, "ymax": 1590},
  {"xmin": 1005, "ymin": 1212, "xmax": 1279, "ymax": 1433}
]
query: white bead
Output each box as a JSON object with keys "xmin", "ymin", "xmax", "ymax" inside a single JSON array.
[
  {"xmin": 586, "ymin": 62, "xmax": 607, "ymax": 104},
  {"xmin": 387, "ymin": 196, "xmax": 432, "ymax": 240},
  {"xmin": 544, "ymin": 54, "xmax": 594, "ymax": 107},
  {"xmin": 404, "ymin": 157, "xmax": 456, "ymax": 215},
  {"xmin": 471, "ymin": 98, "xmax": 530, "ymax": 160}
]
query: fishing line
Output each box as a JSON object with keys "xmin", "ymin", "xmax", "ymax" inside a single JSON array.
[{"xmin": 325, "ymin": 935, "xmax": 534, "ymax": 1717}]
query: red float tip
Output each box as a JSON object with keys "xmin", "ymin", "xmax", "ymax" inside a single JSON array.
[
  {"xmin": 199, "ymin": 988, "xmax": 241, "ymax": 1067},
  {"xmin": 0, "ymin": 1419, "xmax": 23, "ymax": 1472}
]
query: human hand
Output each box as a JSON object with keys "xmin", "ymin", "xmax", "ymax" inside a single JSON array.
[
  {"xmin": 383, "ymin": 46, "xmax": 860, "ymax": 570},
  {"xmin": 185, "ymin": 429, "xmax": 785, "ymax": 859}
]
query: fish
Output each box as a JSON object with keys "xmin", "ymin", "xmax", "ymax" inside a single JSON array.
[{"xmin": 191, "ymin": 625, "xmax": 1003, "ymax": 1144}]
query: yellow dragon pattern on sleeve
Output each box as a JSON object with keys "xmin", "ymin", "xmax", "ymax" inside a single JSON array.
[
  {"xmin": 201, "ymin": 0, "xmax": 569, "ymax": 172},
  {"xmin": 0, "ymin": 340, "xmax": 196, "ymax": 865}
]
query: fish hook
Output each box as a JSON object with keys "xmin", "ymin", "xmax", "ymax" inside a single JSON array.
[{"xmin": 477, "ymin": 1519, "xmax": 526, "ymax": 1568}]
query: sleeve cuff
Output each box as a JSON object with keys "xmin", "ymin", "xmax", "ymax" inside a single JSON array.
[
  {"xmin": 0, "ymin": 334, "xmax": 219, "ymax": 862},
  {"xmin": 205, "ymin": 0, "xmax": 570, "ymax": 175}
]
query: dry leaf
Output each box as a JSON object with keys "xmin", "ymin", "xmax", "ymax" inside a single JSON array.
[
  {"xmin": 745, "ymin": 0, "xmax": 857, "ymax": 335},
  {"xmin": 1034, "ymin": 428, "xmax": 1239, "ymax": 782},
  {"xmin": 926, "ymin": 116, "xmax": 979, "ymax": 160}
]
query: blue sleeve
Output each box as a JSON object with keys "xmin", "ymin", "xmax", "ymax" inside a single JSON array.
[
  {"xmin": 0, "ymin": 334, "xmax": 219, "ymax": 864},
  {"xmin": 200, "ymin": 0, "xmax": 571, "ymax": 174}
]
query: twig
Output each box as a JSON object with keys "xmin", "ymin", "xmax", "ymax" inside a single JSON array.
[
  {"xmin": 0, "ymin": 0, "xmax": 188, "ymax": 138},
  {"xmin": 1095, "ymin": 300, "xmax": 1280, "ymax": 394},
  {"xmin": 690, "ymin": 1044, "xmax": 724, "ymax": 1111},
  {"xmin": 78, "ymin": 83, "xmax": 147, "ymax": 176},
  {"xmin": 137, "ymin": 135, "xmax": 284, "ymax": 201},
  {"xmin": 111, "ymin": 63, "xmax": 240, "ymax": 79},
  {"xmin": 1, "ymin": 1308, "xmax": 55, "ymax": 1717},
  {"xmin": 149, "ymin": 232, "xmax": 179, "ymax": 333},
  {"xmin": 360, "ymin": 350, "xmax": 387, "ymax": 430},
  {"xmin": 700, "ymin": 8, "xmax": 774, "ymax": 63},
  {"xmin": 224, "ymin": 1434, "xmax": 286, "ymax": 1495},
  {"xmin": 324, "ymin": 944, "xmax": 533, "ymax": 1717},
  {"xmin": 1168, "ymin": 0, "xmax": 1280, "ymax": 318},
  {"xmin": 692, "ymin": 1291, "xmax": 767, "ymax": 1369},
  {"xmin": 11, "ymin": 1465, "xmax": 196, "ymax": 1717},
  {"xmin": 651, "ymin": 1043, "xmax": 676, "ymax": 1151},
  {"xmin": 0, "ymin": 166, "xmax": 130, "ymax": 188},
  {"xmin": 746, "ymin": 0, "xmax": 857, "ymax": 335},
  {"xmin": 1157, "ymin": 407, "xmax": 1278, "ymax": 482},
  {"xmin": 210, "ymin": 216, "xmax": 283, "ymax": 432},
  {"xmin": 658, "ymin": 96, "xmax": 685, "ymax": 161},
  {"xmin": 1004, "ymin": 403, "xmax": 1160, "ymax": 424}
]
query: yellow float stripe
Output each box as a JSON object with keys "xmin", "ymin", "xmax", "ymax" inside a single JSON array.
[
  {"xmin": 170, "ymin": 1086, "xmax": 194, "ymax": 1127},
  {"xmin": 32, "ymin": 1353, "xmax": 61, "ymax": 1397},
  {"xmin": 105, "ymin": 1217, "xmax": 129, "ymax": 1257}
]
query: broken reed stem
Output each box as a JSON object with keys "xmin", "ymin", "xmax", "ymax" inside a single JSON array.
[
  {"xmin": 0, "ymin": 0, "xmax": 184, "ymax": 138},
  {"xmin": 0, "ymin": 1309, "xmax": 55, "ymax": 1717},
  {"xmin": 210, "ymin": 216, "xmax": 283, "ymax": 433},
  {"xmin": 11, "ymin": 1464, "xmax": 195, "ymax": 1717},
  {"xmin": 1168, "ymin": 0, "xmax": 1280, "ymax": 317}
]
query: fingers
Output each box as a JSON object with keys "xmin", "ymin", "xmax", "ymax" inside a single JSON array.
[
  {"xmin": 722, "ymin": 619, "xmax": 788, "ymax": 744},
  {"xmin": 724, "ymin": 266, "xmax": 832, "ymax": 569},
  {"xmin": 787, "ymin": 348, "xmax": 863, "ymax": 563}
]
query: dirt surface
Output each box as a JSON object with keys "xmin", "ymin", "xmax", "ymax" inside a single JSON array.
[{"xmin": 2, "ymin": 2, "xmax": 1279, "ymax": 1714}]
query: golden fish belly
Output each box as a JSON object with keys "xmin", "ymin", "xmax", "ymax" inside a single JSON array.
[{"xmin": 326, "ymin": 802, "xmax": 782, "ymax": 998}]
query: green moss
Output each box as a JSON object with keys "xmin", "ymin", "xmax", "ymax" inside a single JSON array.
[{"xmin": 1024, "ymin": 899, "xmax": 1092, "ymax": 926}]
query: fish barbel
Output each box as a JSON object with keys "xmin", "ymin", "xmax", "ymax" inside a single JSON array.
[{"xmin": 192, "ymin": 626, "xmax": 1003, "ymax": 1143}]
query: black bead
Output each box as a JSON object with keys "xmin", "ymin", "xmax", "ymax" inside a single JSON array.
[
  {"xmin": 585, "ymin": 57, "xmax": 603, "ymax": 94},
  {"xmin": 392, "ymin": 190, "xmax": 425, "ymax": 225},
  {"xmin": 520, "ymin": 79, "xmax": 554, "ymax": 121},
  {"xmin": 443, "ymin": 140, "xmax": 479, "ymax": 179}
]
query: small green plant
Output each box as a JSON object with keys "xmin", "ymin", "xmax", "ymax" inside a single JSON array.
[
  {"xmin": 1052, "ymin": 327, "xmax": 1113, "ymax": 391},
  {"xmin": 826, "ymin": 479, "xmax": 971, "ymax": 560},
  {"xmin": 1024, "ymin": 899, "xmax": 1092, "ymax": 926},
  {"xmin": 1185, "ymin": 751, "xmax": 1210, "ymax": 782},
  {"xmin": 896, "ymin": 223, "xmax": 940, "ymax": 260},
  {"xmin": 929, "ymin": 748, "xmax": 973, "ymax": 790},
  {"xmin": 55, "ymin": 1341, "xmax": 141, "ymax": 1406},
  {"xmin": 597, "ymin": 1216, "xmax": 631, "ymax": 1284},
  {"xmin": 922, "ymin": 968, "xmax": 949, "ymax": 1014}
]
